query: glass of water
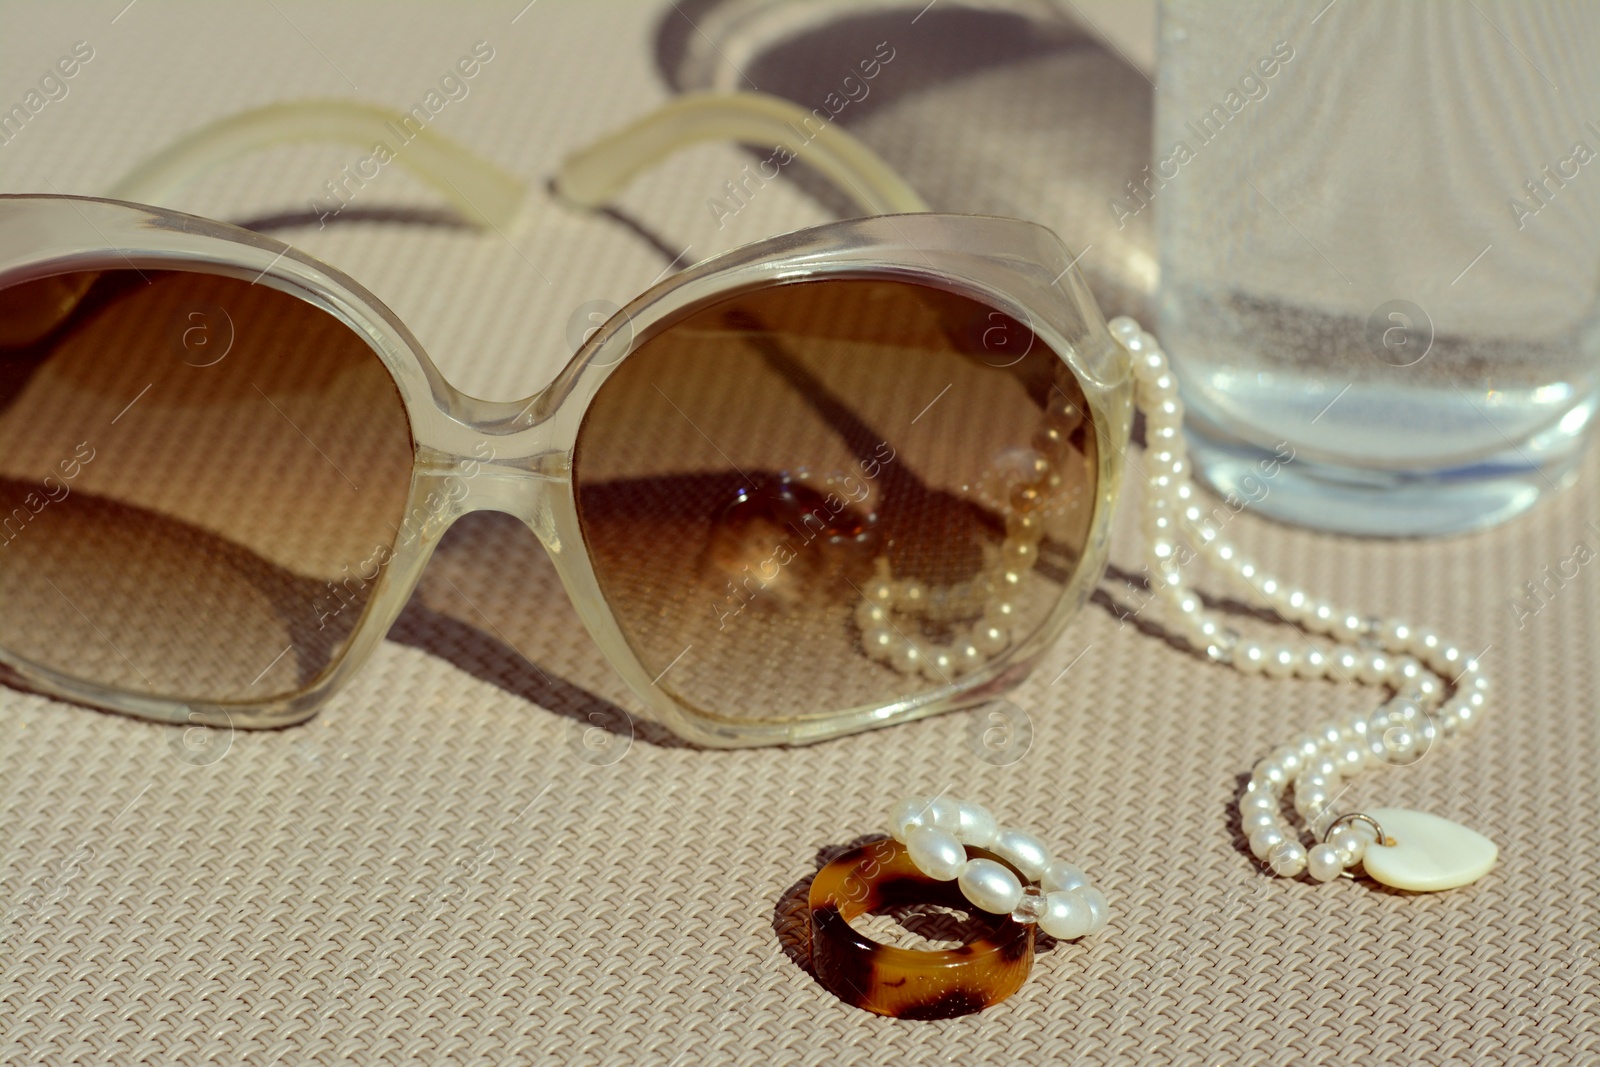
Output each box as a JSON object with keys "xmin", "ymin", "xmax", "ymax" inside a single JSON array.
[{"xmin": 1152, "ymin": 0, "xmax": 1600, "ymax": 536}]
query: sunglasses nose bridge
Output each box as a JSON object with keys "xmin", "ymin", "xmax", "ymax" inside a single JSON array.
[{"xmin": 414, "ymin": 439, "xmax": 565, "ymax": 533}]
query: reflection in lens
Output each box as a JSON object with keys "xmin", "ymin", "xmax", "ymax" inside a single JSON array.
[
  {"xmin": 0, "ymin": 269, "xmax": 414, "ymax": 703},
  {"xmin": 574, "ymin": 278, "xmax": 1097, "ymax": 723}
]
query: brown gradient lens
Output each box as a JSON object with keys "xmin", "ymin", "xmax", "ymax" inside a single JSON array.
[
  {"xmin": 0, "ymin": 269, "xmax": 414, "ymax": 703},
  {"xmin": 574, "ymin": 277, "xmax": 1097, "ymax": 722}
]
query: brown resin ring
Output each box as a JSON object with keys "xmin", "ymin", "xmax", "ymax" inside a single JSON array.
[{"xmin": 808, "ymin": 837, "xmax": 1034, "ymax": 1019}]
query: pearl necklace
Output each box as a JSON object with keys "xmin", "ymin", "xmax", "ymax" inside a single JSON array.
[
  {"xmin": 1109, "ymin": 316, "xmax": 1492, "ymax": 887},
  {"xmin": 861, "ymin": 315, "xmax": 1493, "ymax": 890},
  {"xmin": 854, "ymin": 373, "xmax": 1084, "ymax": 682}
]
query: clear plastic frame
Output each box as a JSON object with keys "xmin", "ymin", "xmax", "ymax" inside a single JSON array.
[{"xmin": 0, "ymin": 97, "xmax": 1131, "ymax": 748}]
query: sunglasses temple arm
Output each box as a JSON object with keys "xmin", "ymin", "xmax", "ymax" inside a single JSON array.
[
  {"xmin": 103, "ymin": 99, "xmax": 528, "ymax": 231},
  {"xmin": 553, "ymin": 91, "xmax": 929, "ymax": 216}
]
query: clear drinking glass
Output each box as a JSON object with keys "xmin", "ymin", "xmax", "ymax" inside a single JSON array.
[{"xmin": 1153, "ymin": 0, "xmax": 1600, "ymax": 536}]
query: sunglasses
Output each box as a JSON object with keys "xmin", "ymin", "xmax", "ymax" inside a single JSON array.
[{"xmin": 0, "ymin": 96, "xmax": 1130, "ymax": 747}]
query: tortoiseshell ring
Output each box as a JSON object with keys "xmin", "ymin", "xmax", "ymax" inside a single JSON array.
[{"xmin": 808, "ymin": 838, "xmax": 1034, "ymax": 1019}]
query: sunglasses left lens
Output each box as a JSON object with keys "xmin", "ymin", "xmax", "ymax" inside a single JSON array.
[{"xmin": 0, "ymin": 268, "xmax": 414, "ymax": 705}]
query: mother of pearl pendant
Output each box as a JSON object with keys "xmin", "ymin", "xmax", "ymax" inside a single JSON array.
[{"xmin": 1358, "ymin": 808, "xmax": 1498, "ymax": 892}]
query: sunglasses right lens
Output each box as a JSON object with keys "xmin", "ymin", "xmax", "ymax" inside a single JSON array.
[
  {"xmin": 0, "ymin": 267, "xmax": 415, "ymax": 706},
  {"xmin": 574, "ymin": 276, "xmax": 1098, "ymax": 725}
]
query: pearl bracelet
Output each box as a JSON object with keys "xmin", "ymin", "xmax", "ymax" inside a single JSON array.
[
  {"xmin": 890, "ymin": 796, "xmax": 1109, "ymax": 941},
  {"xmin": 1109, "ymin": 317, "xmax": 1497, "ymax": 892}
]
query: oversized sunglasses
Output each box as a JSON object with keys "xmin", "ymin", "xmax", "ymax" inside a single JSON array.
[{"xmin": 1, "ymin": 94, "xmax": 1130, "ymax": 748}]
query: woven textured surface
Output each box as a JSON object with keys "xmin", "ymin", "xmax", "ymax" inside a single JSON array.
[{"xmin": 2, "ymin": 2, "xmax": 1596, "ymax": 1064}]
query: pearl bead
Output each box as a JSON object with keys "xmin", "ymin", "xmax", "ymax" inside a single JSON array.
[
  {"xmin": 863, "ymin": 628, "xmax": 896, "ymax": 657},
  {"xmin": 1277, "ymin": 587, "xmax": 1310, "ymax": 616},
  {"xmin": 1249, "ymin": 826, "xmax": 1286, "ymax": 861},
  {"xmin": 1333, "ymin": 613, "xmax": 1365, "ymax": 641},
  {"xmin": 1294, "ymin": 648, "xmax": 1327, "ymax": 679},
  {"xmin": 1077, "ymin": 885, "xmax": 1110, "ymax": 934},
  {"xmin": 906, "ymin": 825, "xmax": 966, "ymax": 881},
  {"xmin": 1307, "ymin": 756, "xmax": 1338, "ymax": 780},
  {"xmin": 1265, "ymin": 647, "xmax": 1299, "ymax": 678},
  {"xmin": 1039, "ymin": 889, "xmax": 1094, "ymax": 940},
  {"xmin": 1393, "ymin": 656, "xmax": 1424, "ymax": 685},
  {"xmin": 958, "ymin": 858, "xmax": 1023, "ymax": 914},
  {"xmin": 889, "ymin": 797, "xmax": 929, "ymax": 842},
  {"xmin": 991, "ymin": 827, "xmax": 1052, "ymax": 881},
  {"xmin": 1307, "ymin": 842, "xmax": 1344, "ymax": 882},
  {"xmin": 1379, "ymin": 617, "xmax": 1412, "ymax": 647},
  {"xmin": 1357, "ymin": 653, "xmax": 1390, "ymax": 685},
  {"xmin": 1333, "ymin": 647, "xmax": 1362, "ymax": 678},
  {"xmin": 1041, "ymin": 859, "xmax": 1089, "ymax": 894},
  {"xmin": 926, "ymin": 796, "xmax": 962, "ymax": 833},
  {"xmin": 1242, "ymin": 810, "xmax": 1278, "ymax": 834},
  {"xmin": 1249, "ymin": 776, "xmax": 1281, "ymax": 800},
  {"xmin": 1296, "ymin": 790, "xmax": 1330, "ymax": 820},
  {"xmin": 856, "ymin": 601, "xmax": 889, "ymax": 628},
  {"xmin": 973, "ymin": 624, "xmax": 1008, "ymax": 655},
  {"xmin": 1429, "ymin": 644, "xmax": 1464, "ymax": 673},
  {"xmin": 1307, "ymin": 808, "xmax": 1338, "ymax": 839},
  {"xmin": 890, "ymin": 643, "xmax": 923, "ymax": 674},
  {"xmin": 922, "ymin": 650, "xmax": 957, "ymax": 681},
  {"xmin": 1328, "ymin": 828, "xmax": 1368, "ymax": 864},
  {"xmin": 1240, "ymin": 791, "xmax": 1277, "ymax": 815},
  {"xmin": 1172, "ymin": 592, "xmax": 1203, "ymax": 617},
  {"xmin": 1237, "ymin": 643, "xmax": 1268, "ymax": 674},
  {"xmin": 987, "ymin": 600, "xmax": 1019, "ymax": 623},
  {"xmin": 1415, "ymin": 718, "xmax": 1437, "ymax": 746},
  {"xmin": 1382, "ymin": 728, "xmax": 1416, "ymax": 761},
  {"xmin": 897, "ymin": 580, "xmax": 927, "ymax": 607},
  {"xmin": 954, "ymin": 800, "xmax": 999, "ymax": 848},
  {"xmin": 865, "ymin": 580, "xmax": 895, "ymax": 606},
  {"xmin": 1009, "ymin": 510, "xmax": 1045, "ymax": 539},
  {"xmin": 1268, "ymin": 840, "xmax": 1307, "ymax": 877},
  {"xmin": 1253, "ymin": 759, "xmax": 1288, "ymax": 789}
]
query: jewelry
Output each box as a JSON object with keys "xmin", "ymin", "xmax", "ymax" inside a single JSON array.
[
  {"xmin": 1109, "ymin": 317, "xmax": 1498, "ymax": 892},
  {"xmin": 853, "ymin": 372, "xmax": 1086, "ymax": 684},
  {"xmin": 808, "ymin": 837, "xmax": 1035, "ymax": 1019},
  {"xmin": 890, "ymin": 796, "xmax": 1109, "ymax": 941}
]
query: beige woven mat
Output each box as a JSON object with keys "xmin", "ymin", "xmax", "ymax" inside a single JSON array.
[{"xmin": 2, "ymin": 2, "xmax": 1596, "ymax": 1064}]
